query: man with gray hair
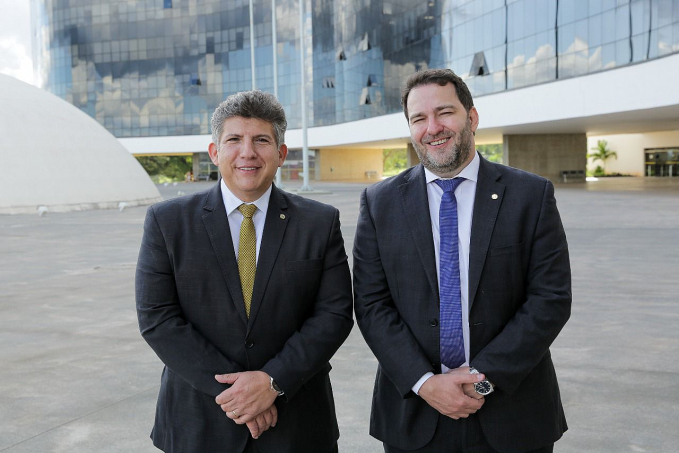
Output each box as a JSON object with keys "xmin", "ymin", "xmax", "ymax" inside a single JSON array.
[{"xmin": 136, "ymin": 90, "xmax": 353, "ymax": 453}]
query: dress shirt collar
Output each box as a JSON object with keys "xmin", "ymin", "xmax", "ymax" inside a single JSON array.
[
  {"xmin": 219, "ymin": 179, "xmax": 272, "ymax": 216},
  {"xmin": 424, "ymin": 151, "xmax": 480, "ymax": 185}
]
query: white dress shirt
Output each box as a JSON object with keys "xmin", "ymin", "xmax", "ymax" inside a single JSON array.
[
  {"xmin": 412, "ymin": 152, "xmax": 480, "ymax": 394},
  {"xmin": 219, "ymin": 179, "xmax": 272, "ymax": 263}
]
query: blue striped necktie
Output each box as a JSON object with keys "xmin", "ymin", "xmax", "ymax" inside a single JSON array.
[{"xmin": 435, "ymin": 177, "xmax": 466, "ymax": 369}]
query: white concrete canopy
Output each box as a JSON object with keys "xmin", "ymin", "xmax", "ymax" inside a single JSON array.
[
  {"xmin": 0, "ymin": 74, "xmax": 161, "ymax": 214},
  {"xmin": 118, "ymin": 53, "xmax": 679, "ymax": 154}
]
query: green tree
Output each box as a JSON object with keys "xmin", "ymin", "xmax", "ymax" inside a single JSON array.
[
  {"xmin": 476, "ymin": 144, "xmax": 503, "ymax": 163},
  {"xmin": 587, "ymin": 140, "xmax": 617, "ymax": 174},
  {"xmin": 383, "ymin": 148, "xmax": 407, "ymax": 176},
  {"xmin": 136, "ymin": 155, "xmax": 193, "ymax": 183}
]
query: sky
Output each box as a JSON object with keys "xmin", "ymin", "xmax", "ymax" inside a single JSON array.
[{"xmin": 0, "ymin": 0, "xmax": 34, "ymax": 85}]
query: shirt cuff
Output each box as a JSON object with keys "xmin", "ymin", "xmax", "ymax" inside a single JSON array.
[{"xmin": 412, "ymin": 372, "xmax": 435, "ymax": 395}]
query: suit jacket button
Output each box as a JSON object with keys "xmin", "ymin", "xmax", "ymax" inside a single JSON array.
[
  {"xmin": 245, "ymin": 341, "xmax": 254, "ymax": 348},
  {"xmin": 429, "ymin": 319, "xmax": 438, "ymax": 327}
]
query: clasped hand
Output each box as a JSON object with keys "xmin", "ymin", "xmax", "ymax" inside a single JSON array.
[
  {"xmin": 214, "ymin": 371, "xmax": 278, "ymax": 439},
  {"xmin": 418, "ymin": 366, "xmax": 486, "ymax": 420}
]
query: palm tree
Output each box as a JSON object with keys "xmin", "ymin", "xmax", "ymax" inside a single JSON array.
[{"xmin": 588, "ymin": 140, "xmax": 618, "ymax": 174}]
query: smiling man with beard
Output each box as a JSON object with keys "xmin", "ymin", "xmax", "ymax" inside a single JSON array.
[{"xmin": 353, "ymin": 69, "xmax": 572, "ymax": 453}]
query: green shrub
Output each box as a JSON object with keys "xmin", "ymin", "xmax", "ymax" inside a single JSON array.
[{"xmin": 136, "ymin": 155, "xmax": 193, "ymax": 182}]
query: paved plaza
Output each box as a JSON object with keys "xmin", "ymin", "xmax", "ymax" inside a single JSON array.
[{"xmin": 1, "ymin": 177, "xmax": 678, "ymax": 453}]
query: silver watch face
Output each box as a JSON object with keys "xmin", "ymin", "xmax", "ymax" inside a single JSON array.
[{"xmin": 474, "ymin": 380, "xmax": 493, "ymax": 395}]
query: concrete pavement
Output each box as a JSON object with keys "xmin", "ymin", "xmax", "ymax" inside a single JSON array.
[{"xmin": 1, "ymin": 176, "xmax": 678, "ymax": 452}]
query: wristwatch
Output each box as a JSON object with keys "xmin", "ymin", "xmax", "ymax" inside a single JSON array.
[
  {"xmin": 469, "ymin": 367, "xmax": 494, "ymax": 396},
  {"xmin": 270, "ymin": 376, "xmax": 284, "ymax": 396}
]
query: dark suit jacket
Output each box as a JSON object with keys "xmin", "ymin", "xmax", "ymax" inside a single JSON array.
[
  {"xmin": 135, "ymin": 182, "xmax": 353, "ymax": 453},
  {"xmin": 353, "ymin": 157, "xmax": 571, "ymax": 453}
]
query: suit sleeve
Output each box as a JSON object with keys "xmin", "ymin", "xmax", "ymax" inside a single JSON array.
[
  {"xmin": 471, "ymin": 180, "xmax": 572, "ymax": 394},
  {"xmin": 353, "ymin": 188, "xmax": 435, "ymax": 398},
  {"xmin": 135, "ymin": 206, "xmax": 243, "ymax": 397},
  {"xmin": 260, "ymin": 208, "xmax": 353, "ymax": 400}
]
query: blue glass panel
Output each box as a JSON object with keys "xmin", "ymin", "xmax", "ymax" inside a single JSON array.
[
  {"xmin": 535, "ymin": 0, "xmax": 550, "ymax": 33},
  {"xmin": 535, "ymin": 57, "xmax": 556, "ymax": 83},
  {"xmin": 630, "ymin": 0, "xmax": 650, "ymax": 35},
  {"xmin": 507, "ymin": 1, "xmax": 521, "ymax": 41},
  {"xmin": 615, "ymin": 38, "xmax": 631, "ymax": 63},
  {"xmin": 615, "ymin": 5, "xmax": 630, "ymax": 41},
  {"xmin": 524, "ymin": 33, "xmax": 537, "ymax": 60},
  {"xmin": 656, "ymin": 0, "xmax": 673, "ymax": 28},
  {"xmin": 657, "ymin": 25, "xmax": 674, "ymax": 56},
  {"xmin": 574, "ymin": 0, "xmax": 589, "ymax": 21},
  {"xmin": 491, "ymin": 8, "xmax": 506, "ymax": 47},
  {"xmin": 631, "ymin": 33, "xmax": 648, "ymax": 62},
  {"xmin": 559, "ymin": 0, "xmax": 576, "ymax": 25},
  {"xmin": 589, "ymin": 13, "xmax": 603, "ymax": 47},
  {"xmin": 574, "ymin": 49, "xmax": 588, "ymax": 75},
  {"xmin": 602, "ymin": 9, "xmax": 616, "ymax": 44},
  {"xmin": 575, "ymin": 18, "xmax": 588, "ymax": 49},
  {"xmin": 559, "ymin": 23, "xmax": 575, "ymax": 54},
  {"xmin": 524, "ymin": 0, "xmax": 536, "ymax": 36},
  {"xmin": 589, "ymin": 45, "xmax": 603, "ymax": 71},
  {"xmin": 559, "ymin": 53, "xmax": 575, "ymax": 78},
  {"xmin": 589, "ymin": 0, "xmax": 603, "ymax": 16}
]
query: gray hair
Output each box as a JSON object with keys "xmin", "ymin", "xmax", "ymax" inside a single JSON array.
[{"xmin": 211, "ymin": 90, "xmax": 287, "ymax": 148}]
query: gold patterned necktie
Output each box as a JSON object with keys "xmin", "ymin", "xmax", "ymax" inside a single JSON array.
[{"xmin": 237, "ymin": 203, "xmax": 257, "ymax": 318}]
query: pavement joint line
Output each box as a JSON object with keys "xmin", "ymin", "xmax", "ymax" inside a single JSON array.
[{"xmin": 0, "ymin": 385, "xmax": 160, "ymax": 452}]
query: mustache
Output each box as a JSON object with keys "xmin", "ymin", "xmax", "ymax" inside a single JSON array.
[{"xmin": 422, "ymin": 131, "xmax": 455, "ymax": 143}]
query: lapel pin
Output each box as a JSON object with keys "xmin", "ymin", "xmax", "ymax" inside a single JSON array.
[
  {"xmin": 280, "ymin": 214, "xmax": 286, "ymax": 220},
  {"xmin": 491, "ymin": 194, "xmax": 498, "ymax": 200}
]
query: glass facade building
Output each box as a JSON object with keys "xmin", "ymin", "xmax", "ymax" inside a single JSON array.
[{"xmin": 32, "ymin": 0, "xmax": 679, "ymax": 139}]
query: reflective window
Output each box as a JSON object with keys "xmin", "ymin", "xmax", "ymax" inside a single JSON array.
[{"xmin": 31, "ymin": 0, "xmax": 679, "ymax": 138}]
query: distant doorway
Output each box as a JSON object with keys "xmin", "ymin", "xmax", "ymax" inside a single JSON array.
[
  {"xmin": 645, "ymin": 148, "xmax": 679, "ymax": 177},
  {"xmin": 195, "ymin": 152, "xmax": 219, "ymax": 181}
]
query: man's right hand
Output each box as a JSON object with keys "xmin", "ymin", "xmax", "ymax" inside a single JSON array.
[
  {"xmin": 418, "ymin": 372, "xmax": 485, "ymax": 419},
  {"xmin": 245, "ymin": 404, "xmax": 278, "ymax": 439}
]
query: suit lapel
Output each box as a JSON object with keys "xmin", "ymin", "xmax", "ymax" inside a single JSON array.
[
  {"xmin": 247, "ymin": 184, "xmax": 289, "ymax": 330},
  {"xmin": 468, "ymin": 157, "xmax": 505, "ymax": 310},
  {"xmin": 398, "ymin": 165, "xmax": 440, "ymax": 299},
  {"xmin": 201, "ymin": 183, "xmax": 249, "ymax": 325}
]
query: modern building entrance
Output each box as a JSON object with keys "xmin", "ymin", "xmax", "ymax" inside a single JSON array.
[{"xmin": 645, "ymin": 148, "xmax": 679, "ymax": 177}]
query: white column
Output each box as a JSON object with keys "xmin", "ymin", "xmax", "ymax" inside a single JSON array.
[
  {"xmin": 299, "ymin": 0, "xmax": 311, "ymax": 191},
  {"xmin": 273, "ymin": 0, "xmax": 283, "ymax": 187}
]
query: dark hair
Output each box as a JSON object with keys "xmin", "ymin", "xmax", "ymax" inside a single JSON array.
[
  {"xmin": 401, "ymin": 69, "xmax": 474, "ymax": 120},
  {"xmin": 211, "ymin": 90, "xmax": 287, "ymax": 147}
]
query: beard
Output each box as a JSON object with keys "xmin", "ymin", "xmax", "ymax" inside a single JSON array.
[{"xmin": 412, "ymin": 119, "xmax": 474, "ymax": 176}]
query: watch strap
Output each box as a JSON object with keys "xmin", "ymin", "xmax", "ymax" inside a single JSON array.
[
  {"xmin": 269, "ymin": 376, "xmax": 284, "ymax": 396},
  {"xmin": 469, "ymin": 367, "xmax": 494, "ymax": 395}
]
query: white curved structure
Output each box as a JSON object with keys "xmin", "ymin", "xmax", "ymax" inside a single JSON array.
[{"xmin": 0, "ymin": 74, "xmax": 161, "ymax": 214}]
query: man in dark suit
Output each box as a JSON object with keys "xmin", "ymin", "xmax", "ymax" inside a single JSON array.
[
  {"xmin": 353, "ymin": 69, "xmax": 571, "ymax": 453},
  {"xmin": 136, "ymin": 90, "xmax": 353, "ymax": 453}
]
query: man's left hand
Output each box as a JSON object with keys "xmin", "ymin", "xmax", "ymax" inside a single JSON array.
[
  {"xmin": 446, "ymin": 366, "xmax": 484, "ymax": 400},
  {"xmin": 246, "ymin": 404, "xmax": 278, "ymax": 439},
  {"xmin": 214, "ymin": 371, "xmax": 278, "ymax": 424}
]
